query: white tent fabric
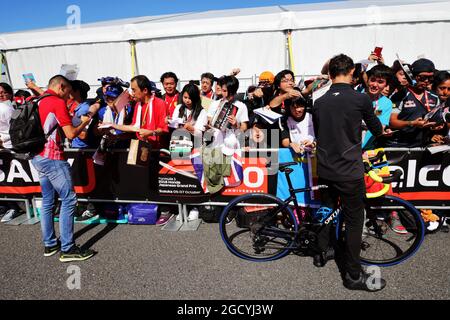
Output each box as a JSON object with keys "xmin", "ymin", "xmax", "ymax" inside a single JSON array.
[
  {"xmin": 136, "ymin": 32, "xmax": 286, "ymax": 82},
  {"xmin": 1, "ymin": 0, "xmax": 449, "ymax": 90},
  {"xmin": 5, "ymin": 42, "xmax": 132, "ymax": 89},
  {"xmin": 292, "ymin": 21, "xmax": 449, "ymax": 76}
]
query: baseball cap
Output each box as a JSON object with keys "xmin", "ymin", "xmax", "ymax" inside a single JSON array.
[
  {"xmin": 148, "ymin": 80, "xmax": 161, "ymax": 94},
  {"xmin": 104, "ymin": 85, "xmax": 123, "ymax": 99},
  {"xmin": 259, "ymin": 71, "xmax": 275, "ymax": 84},
  {"xmin": 98, "ymin": 76, "xmax": 130, "ymax": 88},
  {"xmin": 411, "ymin": 58, "xmax": 435, "ymax": 75}
]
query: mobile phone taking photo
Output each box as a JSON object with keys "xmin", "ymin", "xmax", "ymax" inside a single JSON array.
[{"xmin": 374, "ymin": 47, "xmax": 383, "ymax": 58}]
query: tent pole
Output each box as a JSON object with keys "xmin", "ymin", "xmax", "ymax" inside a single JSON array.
[
  {"xmin": 285, "ymin": 30, "xmax": 295, "ymax": 74},
  {"xmin": 130, "ymin": 40, "xmax": 138, "ymax": 77},
  {"xmin": 1, "ymin": 51, "xmax": 12, "ymax": 84}
]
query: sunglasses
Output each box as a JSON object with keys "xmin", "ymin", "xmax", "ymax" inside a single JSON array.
[{"xmin": 415, "ymin": 75, "xmax": 434, "ymax": 82}]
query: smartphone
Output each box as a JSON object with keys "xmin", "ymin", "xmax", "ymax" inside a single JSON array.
[
  {"xmin": 382, "ymin": 129, "xmax": 399, "ymax": 136},
  {"xmin": 22, "ymin": 73, "xmax": 36, "ymax": 84},
  {"xmin": 374, "ymin": 47, "xmax": 383, "ymax": 58}
]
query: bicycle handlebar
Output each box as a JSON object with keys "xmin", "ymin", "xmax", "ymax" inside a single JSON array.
[
  {"xmin": 367, "ymin": 150, "xmax": 385, "ymax": 163},
  {"xmin": 266, "ymin": 162, "xmax": 298, "ymax": 169},
  {"xmin": 365, "ymin": 149, "xmax": 403, "ymax": 189},
  {"xmin": 367, "ymin": 168, "xmax": 402, "ymax": 184}
]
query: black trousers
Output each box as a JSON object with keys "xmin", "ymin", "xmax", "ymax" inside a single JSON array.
[{"xmin": 317, "ymin": 177, "xmax": 366, "ymax": 277}]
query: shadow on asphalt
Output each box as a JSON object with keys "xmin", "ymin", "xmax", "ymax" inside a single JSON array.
[{"xmin": 74, "ymin": 223, "xmax": 118, "ymax": 250}]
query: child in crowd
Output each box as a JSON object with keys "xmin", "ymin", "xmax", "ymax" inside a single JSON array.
[
  {"xmin": 362, "ymin": 64, "xmax": 394, "ymax": 150},
  {"xmin": 281, "ymin": 92, "xmax": 316, "ymax": 154}
]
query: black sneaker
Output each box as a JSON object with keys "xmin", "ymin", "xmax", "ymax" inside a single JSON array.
[
  {"xmin": 343, "ymin": 271, "xmax": 386, "ymax": 292},
  {"xmin": 44, "ymin": 240, "xmax": 61, "ymax": 257},
  {"xmin": 313, "ymin": 247, "xmax": 334, "ymax": 268},
  {"xmin": 59, "ymin": 245, "xmax": 95, "ymax": 263}
]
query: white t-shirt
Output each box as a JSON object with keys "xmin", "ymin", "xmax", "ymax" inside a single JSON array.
[
  {"xmin": 171, "ymin": 104, "xmax": 208, "ymax": 135},
  {"xmin": 207, "ymin": 99, "xmax": 249, "ymax": 129},
  {"xmin": 285, "ymin": 113, "xmax": 315, "ymax": 144},
  {"xmin": 0, "ymin": 101, "xmax": 14, "ymax": 148}
]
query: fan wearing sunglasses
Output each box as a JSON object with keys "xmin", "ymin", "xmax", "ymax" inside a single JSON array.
[{"xmin": 387, "ymin": 58, "xmax": 441, "ymax": 147}]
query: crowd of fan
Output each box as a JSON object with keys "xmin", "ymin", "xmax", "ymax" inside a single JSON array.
[{"xmin": 0, "ymin": 50, "xmax": 448, "ymax": 228}]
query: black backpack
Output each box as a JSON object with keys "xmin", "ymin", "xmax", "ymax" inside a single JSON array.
[{"xmin": 9, "ymin": 94, "xmax": 58, "ymax": 155}]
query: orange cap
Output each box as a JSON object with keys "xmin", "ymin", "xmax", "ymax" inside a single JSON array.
[{"xmin": 259, "ymin": 71, "xmax": 275, "ymax": 84}]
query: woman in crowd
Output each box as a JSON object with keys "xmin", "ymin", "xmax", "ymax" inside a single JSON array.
[
  {"xmin": 281, "ymin": 92, "xmax": 315, "ymax": 154},
  {"xmin": 0, "ymin": 83, "xmax": 23, "ymax": 222},
  {"xmin": 171, "ymin": 83, "xmax": 208, "ymax": 137},
  {"xmin": 430, "ymin": 71, "xmax": 450, "ymax": 144},
  {"xmin": 207, "ymin": 75, "xmax": 249, "ymax": 133}
]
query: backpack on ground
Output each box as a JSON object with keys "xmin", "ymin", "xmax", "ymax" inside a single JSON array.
[{"xmin": 9, "ymin": 94, "xmax": 58, "ymax": 156}]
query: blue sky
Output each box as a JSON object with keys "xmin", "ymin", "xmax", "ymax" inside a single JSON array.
[{"xmin": 1, "ymin": 0, "xmax": 339, "ymax": 33}]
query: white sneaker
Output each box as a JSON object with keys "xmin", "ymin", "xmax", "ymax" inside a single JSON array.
[
  {"xmin": 427, "ymin": 221, "xmax": 439, "ymax": 232},
  {"xmin": 76, "ymin": 210, "xmax": 99, "ymax": 222},
  {"xmin": 188, "ymin": 208, "xmax": 199, "ymax": 221},
  {"xmin": 1, "ymin": 209, "xmax": 20, "ymax": 223}
]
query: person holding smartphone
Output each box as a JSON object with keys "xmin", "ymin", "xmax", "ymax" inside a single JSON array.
[{"xmin": 387, "ymin": 58, "xmax": 440, "ymax": 147}]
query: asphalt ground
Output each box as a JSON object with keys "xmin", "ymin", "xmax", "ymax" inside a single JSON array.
[{"xmin": 0, "ymin": 219, "xmax": 449, "ymax": 301}]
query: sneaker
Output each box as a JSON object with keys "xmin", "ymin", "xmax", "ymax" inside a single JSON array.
[
  {"xmin": 44, "ymin": 240, "xmax": 61, "ymax": 257},
  {"xmin": 76, "ymin": 209, "xmax": 100, "ymax": 222},
  {"xmin": 388, "ymin": 211, "xmax": 408, "ymax": 235},
  {"xmin": 59, "ymin": 245, "xmax": 95, "ymax": 263},
  {"xmin": 313, "ymin": 247, "xmax": 335, "ymax": 268},
  {"xmin": 1, "ymin": 209, "xmax": 21, "ymax": 223},
  {"xmin": 426, "ymin": 221, "xmax": 440, "ymax": 232},
  {"xmin": 343, "ymin": 271, "xmax": 386, "ymax": 292},
  {"xmin": 0, "ymin": 206, "xmax": 8, "ymax": 219},
  {"xmin": 156, "ymin": 213, "xmax": 173, "ymax": 226},
  {"xmin": 188, "ymin": 208, "xmax": 199, "ymax": 221}
]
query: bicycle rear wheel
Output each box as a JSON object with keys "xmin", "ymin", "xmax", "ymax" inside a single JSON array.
[
  {"xmin": 219, "ymin": 193, "xmax": 298, "ymax": 262},
  {"xmin": 361, "ymin": 195, "xmax": 425, "ymax": 266}
]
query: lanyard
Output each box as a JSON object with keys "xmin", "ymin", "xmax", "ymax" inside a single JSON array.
[
  {"xmin": 141, "ymin": 96, "xmax": 154, "ymax": 127},
  {"xmin": 184, "ymin": 108, "xmax": 193, "ymax": 123},
  {"xmin": 373, "ymin": 99, "xmax": 379, "ymax": 112},
  {"xmin": 408, "ymin": 88, "xmax": 430, "ymax": 112},
  {"xmin": 165, "ymin": 94, "xmax": 178, "ymax": 108}
]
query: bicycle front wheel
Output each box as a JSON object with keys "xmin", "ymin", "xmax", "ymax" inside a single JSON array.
[
  {"xmin": 219, "ymin": 193, "xmax": 298, "ymax": 262},
  {"xmin": 361, "ymin": 195, "xmax": 425, "ymax": 267}
]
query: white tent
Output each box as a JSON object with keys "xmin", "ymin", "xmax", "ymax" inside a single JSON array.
[{"xmin": 1, "ymin": 0, "xmax": 449, "ymax": 91}]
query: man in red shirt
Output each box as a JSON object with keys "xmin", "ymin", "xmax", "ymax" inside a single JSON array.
[
  {"xmin": 113, "ymin": 75, "xmax": 169, "ymax": 149},
  {"xmin": 200, "ymin": 72, "xmax": 216, "ymax": 100},
  {"xmin": 111, "ymin": 75, "xmax": 171, "ymax": 224},
  {"xmin": 161, "ymin": 72, "xmax": 181, "ymax": 118},
  {"xmin": 31, "ymin": 75, "xmax": 95, "ymax": 262}
]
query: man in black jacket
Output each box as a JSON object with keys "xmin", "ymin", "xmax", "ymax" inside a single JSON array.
[{"xmin": 312, "ymin": 54, "xmax": 385, "ymax": 292}]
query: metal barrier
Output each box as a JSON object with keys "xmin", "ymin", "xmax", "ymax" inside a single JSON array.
[{"xmin": 1, "ymin": 147, "xmax": 449, "ymax": 230}]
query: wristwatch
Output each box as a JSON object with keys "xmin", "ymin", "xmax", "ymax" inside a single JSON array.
[{"xmin": 408, "ymin": 121, "xmax": 413, "ymax": 127}]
